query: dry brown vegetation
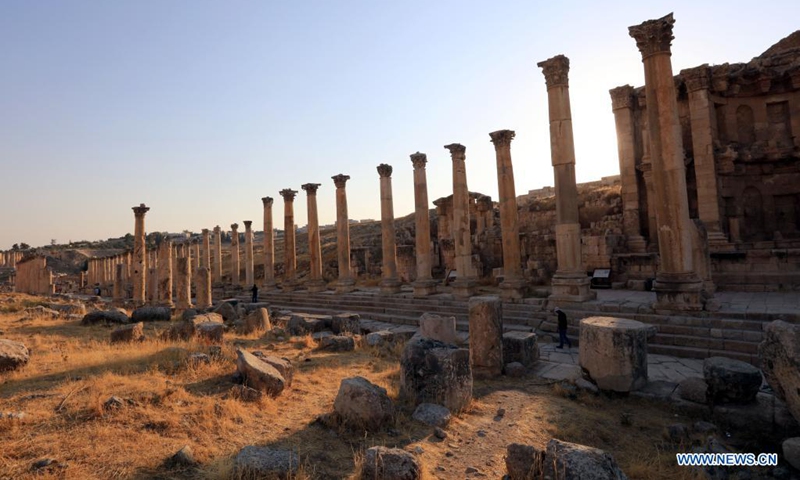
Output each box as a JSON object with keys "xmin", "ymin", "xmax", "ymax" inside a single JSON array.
[{"xmin": 1, "ymin": 293, "xmax": 709, "ymax": 479}]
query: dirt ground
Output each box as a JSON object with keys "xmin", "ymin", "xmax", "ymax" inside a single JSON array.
[{"xmin": 0, "ymin": 293, "xmax": 759, "ymax": 479}]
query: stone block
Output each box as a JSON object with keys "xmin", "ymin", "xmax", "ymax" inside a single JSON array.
[
  {"xmin": 579, "ymin": 316, "xmax": 649, "ymax": 393},
  {"xmin": 503, "ymin": 331, "xmax": 539, "ymax": 367},
  {"xmin": 468, "ymin": 296, "xmax": 503, "ymax": 378},
  {"xmin": 400, "ymin": 336, "xmax": 472, "ymax": 412},
  {"xmin": 419, "ymin": 313, "xmax": 457, "ymax": 344}
]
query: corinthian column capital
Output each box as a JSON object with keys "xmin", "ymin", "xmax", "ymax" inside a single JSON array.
[
  {"xmin": 489, "ymin": 130, "xmax": 516, "ymax": 148},
  {"xmin": 537, "ymin": 54, "xmax": 570, "ymax": 89},
  {"xmin": 629, "ymin": 13, "xmax": 675, "ymax": 60}
]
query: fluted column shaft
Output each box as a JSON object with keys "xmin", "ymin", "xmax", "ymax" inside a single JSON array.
[
  {"xmin": 444, "ymin": 144, "xmax": 477, "ymax": 298},
  {"xmin": 280, "ymin": 189, "xmax": 298, "ymax": 285},
  {"xmin": 410, "ymin": 153, "xmax": 436, "ymax": 297},
  {"xmin": 230, "ymin": 223, "xmax": 240, "ymax": 285},
  {"xmin": 212, "ymin": 226, "xmax": 222, "ymax": 284},
  {"xmin": 132, "ymin": 203, "xmax": 149, "ymax": 305},
  {"xmin": 377, "ymin": 165, "xmax": 401, "ymax": 293},
  {"xmin": 201, "ymin": 229, "xmax": 211, "ymax": 270},
  {"xmin": 244, "ymin": 220, "xmax": 254, "ymax": 286},
  {"xmin": 262, "ymin": 197, "xmax": 276, "ymax": 288},
  {"xmin": 332, "ymin": 175, "xmax": 354, "ymax": 292},
  {"xmin": 302, "ymin": 183, "xmax": 325, "ymax": 291}
]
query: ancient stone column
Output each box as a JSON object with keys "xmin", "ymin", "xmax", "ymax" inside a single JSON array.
[
  {"xmin": 113, "ymin": 263, "xmax": 125, "ymax": 301},
  {"xmin": 230, "ymin": 223, "xmax": 240, "ymax": 286},
  {"xmin": 469, "ymin": 296, "xmax": 504, "ymax": 378},
  {"xmin": 192, "ymin": 239, "xmax": 200, "ymax": 277},
  {"xmin": 377, "ymin": 164, "xmax": 401, "ymax": 294},
  {"xmin": 280, "ymin": 189, "xmax": 298, "ymax": 291},
  {"xmin": 195, "ymin": 266, "xmax": 212, "ymax": 309},
  {"xmin": 610, "ymin": 85, "xmax": 647, "ymax": 253},
  {"xmin": 157, "ymin": 238, "xmax": 173, "ymax": 306},
  {"xmin": 201, "ymin": 229, "xmax": 211, "ymax": 270},
  {"xmin": 579, "ymin": 316, "xmax": 650, "ymax": 392},
  {"xmin": 261, "ymin": 197, "xmax": 277, "ymax": 289},
  {"xmin": 682, "ymin": 65, "xmax": 729, "ymax": 250},
  {"xmin": 332, "ymin": 174, "xmax": 355, "ymax": 293},
  {"xmin": 243, "ymin": 220, "xmax": 254, "ymax": 287},
  {"xmin": 538, "ymin": 55, "xmax": 595, "ymax": 303},
  {"xmin": 444, "ymin": 144, "xmax": 476, "ymax": 298},
  {"xmin": 629, "ymin": 13, "xmax": 706, "ymax": 310},
  {"xmin": 302, "ymin": 183, "xmax": 326, "ymax": 292},
  {"xmin": 147, "ymin": 266, "xmax": 157, "ymax": 305},
  {"xmin": 489, "ymin": 130, "xmax": 525, "ymax": 300},
  {"xmin": 410, "ymin": 153, "xmax": 437, "ymax": 297},
  {"xmin": 212, "ymin": 226, "xmax": 222, "ymax": 284},
  {"xmin": 131, "ymin": 203, "xmax": 149, "ymax": 305},
  {"xmin": 175, "ymin": 256, "xmax": 192, "ymax": 309}
]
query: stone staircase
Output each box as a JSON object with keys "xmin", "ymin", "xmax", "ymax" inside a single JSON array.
[{"xmin": 236, "ymin": 289, "xmax": 778, "ymax": 365}]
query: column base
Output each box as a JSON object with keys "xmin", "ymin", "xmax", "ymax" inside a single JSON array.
[
  {"xmin": 451, "ymin": 278, "xmax": 477, "ymax": 299},
  {"xmin": 280, "ymin": 279, "xmax": 299, "ymax": 293},
  {"xmin": 412, "ymin": 279, "xmax": 438, "ymax": 297},
  {"xmin": 549, "ymin": 272, "xmax": 596, "ymax": 302},
  {"xmin": 652, "ymin": 272, "xmax": 705, "ymax": 311},
  {"xmin": 627, "ymin": 235, "xmax": 647, "ymax": 254},
  {"xmin": 334, "ymin": 278, "xmax": 356, "ymax": 294},
  {"xmin": 707, "ymin": 230, "xmax": 735, "ymax": 253},
  {"xmin": 379, "ymin": 278, "xmax": 402, "ymax": 295},
  {"xmin": 306, "ymin": 279, "xmax": 328, "ymax": 293},
  {"xmin": 499, "ymin": 278, "xmax": 526, "ymax": 301}
]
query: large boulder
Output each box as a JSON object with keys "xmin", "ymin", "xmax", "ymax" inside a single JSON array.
[
  {"xmin": 22, "ymin": 306, "xmax": 60, "ymax": 319},
  {"xmin": 418, "ymin": 313, "xmax": 457, "ymax": 344},
  {"xmin": 287, "ymin": 313, "xmax": 331, "ymax": 335},
  {"xmin": 400, "ymin": 336, "xmax": 472, "ymax": 412},
  {"xmin": 361, "ymin": 446, "xmax": 420, "ymax": 480},
  {"xmin": 506, "ymin": 443, "xmax": 539, "ymax": 480},
  {"xmin": 331, "ymin": 313, "xmax": 361, "ymax": 335},
  {"xmin": 367, "ymin": 331, "xmax": 396, "ymax": 347},
  {"xmin": 760, "ymin": 320, "xmax": 800, "ymax": 422},
  {"xmin": 579, "ymin": 317, "xmax": 650, "ymax": 392},
  {"xmin": 783, "ymin": 437, "xmax": 800, "ymax": 471},
  {"xmin": 251, "ymin": 352, "xmax": 293, "ymax": 387},
  {"xmin": 503, "ymin": 331, "xmax": 539, "ymax": 367},
  {"xmin": 411, "ymin": 403, "xmax": 451, "ymax": 427},
  {"xmin": 212, "ymin": 302, "xmax": 238, "ymax": 322},
  {"xmin": 196, "ymin": 323, "xmax": 224, "ymax": 343},
  {"xmin": 235, "ymin": 446, "xmax": 298, "ymax": 479},
  {"xmin": 236, "ymin": 349, "xmax": 286, "ymax": 397},
  {"xmin": 81, "ymin": 309, "xmax": 130, "ymax": 325},
  {"xmin": 238, "ymin": 308, "xmax": 271, "ymax": 334},
  {"xmin": 703, "ymin": 356, "xmax": 762, "ymax": 405},
  {"xmin": 193, "ymin": 312, "xmax": 224, "ymax": 324},
  {"xmin": 542, "ymin": 439, "xmax": 628, "ymax": 480},
  {"xmin": 319, "ymin": 335, "xmax": 356, "ymax": 352},
  {"xmin": 678, "ymin": 377, "xmax": 709, "ymax": 404},
  {"xmin": 131, "ymin": 306, "xmax": 171, "ymax": 322},
  {"xmin": 0, "ymin": 339, "xmax": 30, "ymax": 372},
  {"xmin": 333, "ymin": 376, "xmax": 394, "ymax": 431},
  {"xmin": 110, "ymin": 322, "xmax": 144, "ymax": 344}
]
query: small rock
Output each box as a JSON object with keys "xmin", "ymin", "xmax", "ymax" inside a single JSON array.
[
  {"xmin": 477, "ymin": 430, "xmax": 487, "ymax": 437},
  {"xmin": 678, "ymin": 377, "xmax": 709, "ymax": 404},
  {"xmin": 32, "ymin": 458, "xmax": 60, "ymax": 470},
  {"xmin": 228, "ymin": 384, "xmax": 263, "ymax": 403},
  {"xmin": 465, "ymin": 466, "xmax": 480, "ymax": 474},
  {"xmin": 331, "ymin": 313, "xmax": 360, "ymax": 335},
  {"xmin": 320, "ymin": 335, "xmax": 356, "ymax": 352},
  {"xmin": 110, "ymin": 322, "xmax": 145, "ymax": 344},
  {"xmin": 412, "ymin": 403, "xmax": 451, "ymax": 427},
  {"xmin": 188, "ymin": 353, "xmax": 211, "ymax": 366},
  {"xmin": 366, "ymin": 330, "xmax": 395, "ymax": 347},
  {"xmin": 504, "ymin": 362, "xmax": 526, "ymax": 378},
  {"xmin": 434, "ymin": 427, "xmax": 447, "ymax": 439},
  {"xmin": 212, "ymin": 302, "xmax": 238, "ymax": 322},
  {"xmin": 413, "ymin": 446, "xmax": 424, "ymax": 454},
  {"xmin": 620, "ymin": 412, "xmax": 633, "ymax": 426},
  {"xmin": 103, "ymin": 396, "xmax": 124, "ymax": 410},
  {"xmin": 165, "ymin": 445, "xmax": 196, "ymax": 468},
  {"xmin": 0, "ymin": 339, "xmax": 30, "ymax": 372},
  {"xmin": 196, "ymin": 322, "xmax": 224, "ymax": 343},
  {"xmin": 506, "ymin": 443, "xmax": 540, "ymax": 480},
  {"xmin": 496, "ymin": 408, "xmax": 506, "ymax": 417},
  {"xmin": 575, "ymin": 378, "xmax": 599, "ymax": 394},
  {"xmin": 235, "ymin": 446, "xmax": 299, "ymax": 478},
  {"xmin": 361, "ymin": 446, "xmax": 421, "ymax": 480},
  {"xmin": 334, "ymin": 376, "xmax": 394, "ymax": 431}
]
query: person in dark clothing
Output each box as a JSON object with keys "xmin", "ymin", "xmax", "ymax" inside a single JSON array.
[
  {"xmin": 555, "ymin": 307, "xmax": 571, "ymax": 349},
  {"xmin": 251, "ymin": 284, "xmax": 258, "ymax": 303}
]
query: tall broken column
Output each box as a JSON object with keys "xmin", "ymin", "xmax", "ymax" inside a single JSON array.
[
  {"xmin": 212, "ymin": 226, "xmax": 222, "ymax": 284},
  {"xmin": 131, "ymin": 203, "xmax": 149, "ymax": 305},
  {"xmin": 610, "ymin": 85, "xmax": 647, "ymax": 253},
  {"xmin": 377, "ymin": 164, "xmax": 401, "ymax": 294},
  {"xmin": 195, "ymin": 266, "xmax": 212, "ymax": 309},
  {"xmin": 302, "ymin": 183, "xmax": 327, "ymax": 292},
  {"xmin": 113, "ymin": 263, "xmax": 126, "ymax": 301},
  {"xmin": 489, "ymin": 130, "xmax": 525, "ymax": 300},
  {"xmin": 175, "ymin": 256, "xmax": 192, "ymax": 309},
  {"xmin": 157, "ymin": 238, "xmax": 173, "ymax": 307},
  {"xmin": 629, "ymin": 13, "xmax": 705, "ymax": 310},
  {"xmin": 410, "ymin": 153, "xmax": 436, "ymax": 297},
  {"xmin": 262, "ymin": 197, "xmax": 277, "ymax": 289},
  {"xmin": 444, "ymin": 143, "xmax": 477, "ymax": 298},
  {"xmin": 201, "ymin": 229, "xmax": 211, "ymax": 270},
  {"xmin": 538, "ymin": 54, "xmax": 595, "ymax": 303},
  {"xmin": 332, "ymin": 174, "xmax": 355, "ymax": 293},
  {"xmin": 280, "ymin": 189, "xmax": 298, "ymax": 291},
  {"xmin": 230, "ymin": 223, "xmax": 240, "ymax": 285},
  {"xmin": 244, "ymin": 220, "xmax": 254, "ymax": 287}
]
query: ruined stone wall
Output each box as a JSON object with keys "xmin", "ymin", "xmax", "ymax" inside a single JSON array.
[{"xmin": 14, "ymin": 256, "xmax": 54, "ymax": 295}]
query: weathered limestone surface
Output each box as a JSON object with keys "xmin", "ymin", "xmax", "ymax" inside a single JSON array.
[
  {"xmin": 212, "ymin": 226, "xmax": 223, "ymax": 284},
  {"xmin": 0, "ymin": 339, "xmax": 30, "ymax": 372},
  {"xmin": 302, "ymin": 183, "xmax": 326, "ymax": 292},
  {"xmin": 377, "ymin": 164, "xmax": 401, "ymax": 294},
  {"xmin": 235, "ymin": 446, "xmax": 299, "ymax": 479},
  {"xmin": 703, "ymin": 356, "xmax": 762, "ymax": 405},
  {"xmin": 468, "ymin": 296, "xmax": 504, "ymax": 378},
  {"xmin": 543, "ymin": 439, "xmax": 629, "ymax": 480},
  {"xmin": 195, "ymin": 266, "xmax": 212, "ymax": 309},
  {"xmin": 131, "ymin": 204, "xmax": 149, "ymax": 305},
  {"xmin": 230, "ymin": 223, "xmax": 240, "ymax": 286},
  {"xmin": 243, "ymin": 220, "xmax": 254, "ymax": 287},
  {"xmin": 410, "ymin": 153, "xmax": 437, "ymax": 297},
  {"xmin": 629, "ymin": 14, "xmax": 707, "ymax": 310},
  {"xmin": 538, "ymin": 55, "xmax": 595, "ymax": 303},
  {"xmin": 14, "ymin": 256, "xmax": 54, "ymax": 295},
  {"xmin": 331, "ymin": 313, "xmax": 360, "ymax": 335},
  {"xmin": 400, "ymin": 336, "xmax": 473, "ymax": 412},
  {"xmin": 113, "ymin": 263, "xmax": 126, "ymax": 300},
  {"xmin": 333, "ymin": 376, "xmax": 395, "ymax": 431},
  {"xmin": 332, "ymin": 175, "xmax": 355, "ymax": 293},
  {"xmin": 579, "ymin": 316, "xmax": 650, "ymax": 392},
  {"xmin": 419, "ymin": 313, "xmax": 457, "ymax": 345},
  {"xmin": 236, "ymin": 349, "xmax": 286, "ymax": 397},
  {"xmin": 489, "ymin": 130, "xmax": 525, "ymax": 300},
  {"xmin": 157, "ymin": 239, "xmax": 173, "ymax": 306},
  {"xmin": 503, "ymin": 331, "xmax": 539, "ymax": 368},
  {"xmin": 175, "ymin": 257, "xmax": 192, "ymax": 309},
  {"xmin": 361, "ymin": 447, "xmax": 421, "ymax": 480},
  {"xmin": 280, "ymin": 189, "xmax": 298, "ymax": 291},
  {"xmin": 261, "ymin": 197, "xmax": 276, "ymax": 289},
  {"xmin": 201, "ymin": 228, "xmax": 211, "ymax": 270},
  {"xmin": 444, "ymin": 143, "xmax": 476, "ymax": 298},
  {"xmin": 759, "ymin": 320, "xmax": 800, "ymax": 422},
  {"xmin": 110, "ymin": 322, "xmax": 144, "ymax": 344}
]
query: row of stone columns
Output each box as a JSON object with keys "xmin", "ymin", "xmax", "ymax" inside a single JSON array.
[{"xmin": 0, "ymin": 251, "xmax": 23, "ymax": 268}]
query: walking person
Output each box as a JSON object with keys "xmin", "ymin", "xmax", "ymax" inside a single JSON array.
[
  {"xmin": 555, "ymin": 307, "xmax": 572, "ymax": 349},
  {"xmin": 251, "ymin": 284, "xmax": 258, "ymax": 303}
]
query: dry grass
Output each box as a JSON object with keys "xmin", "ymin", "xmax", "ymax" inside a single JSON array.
[{"xmin": 1, "ymin": 293, "xmax": 721, "ymax": 479}]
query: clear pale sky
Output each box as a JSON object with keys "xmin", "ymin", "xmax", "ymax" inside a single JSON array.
[{"xmin": 2, "ymin": 1, "xmax": 797, "ymax": 250}]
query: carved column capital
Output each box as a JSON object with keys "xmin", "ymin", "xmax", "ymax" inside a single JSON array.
[
  {"xmin": 243, "ymin": 220, "xmax": 252, "ymax": 230},
  {"xmin": 410, "ymin": 152, "xmax": 427, "ymax": 169},
  {"xmin": 377, "ymin": 164, "xmax": 393, "ymax": 178},
  {"xmin": 537, "ymin": 54, "xmax": 570, "ymax": 89},
  {"xmin": 213, "ymin": 225, "xmax": 221, "ymax": 233},
  {"xmin": 279, "ymin": 189, "xmax": 298, "ymax": 201},
  {"xmin": 231, "ymin": 223, "xmax": 238, "ymax": 231},
  {"xmin": 332, "ymin": 174, "xmax": 350, "ymax": 188},
  {"xmin": 444, "ymin": 143, "xmax": 466, "ymax": 159},
  {"xmin": 202, "ymin": 228, "xmax": 209, "ymax": 235},
  {"xmin": 301, "ymin": 183, "xmax": 321, "ymax": 195},
  {"xmin": 629, "ymin": 13, "xmax": 675, "ymax": 60},
  {"xmin": 489, "ymin": 130, "xmax": 516, "ymax": 148},
  {"xmin": 261, "ymin": 196, "xmax": 273, "ymax": 207},
  {"xmin": 609, "ymin": 85, "xmax": 635, "ymax": 110},
  {"xmin": 132, "ymin": 203, "xmax": 150, "ymax": 217},
  {"xmin": 682, "ymin": 65, "xmax": 711, "ymax": 92}
]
